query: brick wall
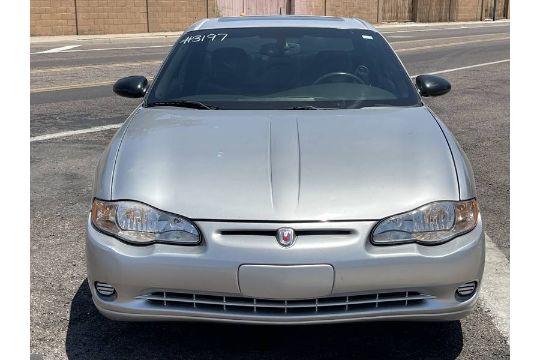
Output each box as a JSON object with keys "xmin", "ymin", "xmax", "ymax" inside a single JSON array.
[
  {"xmin": 30, "ymin": 0, "xmax": 508, "ymax": 36},
  {"xmin": 208, "ymin": 0, "xmax": 233, "ymax": 17},
  {"xmin": 414, "ymin": 0, "xmax": 485, "ymax": 22},
  {"xmin": 326, "ymin": 0, "xmax": 380, "ymax": 24},
  {"xmin": 454, "ymin": 0, "xmax": 483, "ymax": 21},
  {"xmin": 148, "ymin": 0, "xmax": 208, "ymax": 32},
  {"xmin": 30, "ymin": 0, "xmax": 77, "ymax": 36},
  {"xmin": 76, "ymin": 0, "xmax": 148, "ymax": 35},
  {"xmin": 292, "ymin": 0, "xmax": 325, "ymax": 16},
  {"xmin": 415, "ymin": 0, "xmax": 452, "ymax": 22}
]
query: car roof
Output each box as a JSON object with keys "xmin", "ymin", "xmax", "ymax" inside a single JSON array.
[{"xmin": 186, "ymin": 15, "xmax": 377, "ymax": 32}]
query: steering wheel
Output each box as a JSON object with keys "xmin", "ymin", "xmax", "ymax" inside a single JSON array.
[{"xmin": 313, "ymin": 72, "xmax": 366, "ymax": 85}]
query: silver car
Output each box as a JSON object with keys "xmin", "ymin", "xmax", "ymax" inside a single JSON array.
[{"xmin": 87, "ymin": 16, "xmax": 484, "ymax": 324}]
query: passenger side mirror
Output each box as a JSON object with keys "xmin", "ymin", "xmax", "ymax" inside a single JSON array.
[
  {"xmin": 415, "ymin": 75, "xmax": 451, "ymax": 97},
  {"xmin": 113, "ymin": 76, "xmax": 148, "ymax": 98}
]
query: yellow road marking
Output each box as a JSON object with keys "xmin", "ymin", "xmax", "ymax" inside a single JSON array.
[
  {"xmin": 31, "ymin": 76, "xmax": 155, "ymax": 93},
  {"xmin": 395, "ymin": 36, "xmax": 509, "ymax": 52},
  {"xmin": 31, "ymin": 81, "xmax": 116, "ymax": 93},
  {"xmin": 390, "ymin": 32, "xmax": 509, "ymax": 45}
]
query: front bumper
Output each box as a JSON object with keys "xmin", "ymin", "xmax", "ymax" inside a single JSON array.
[{"xmin": 86, "ymin": 216, "xmax": 485, "ymax": 323}]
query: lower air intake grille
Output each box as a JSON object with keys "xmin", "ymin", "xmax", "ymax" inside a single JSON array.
[
  {"xmin": 136, "ymin": 290, "xmax": 433, "ymax": 315},
  {"xmin": 95, "ymin": 282, "xmax": 115, "ymax": 296}
]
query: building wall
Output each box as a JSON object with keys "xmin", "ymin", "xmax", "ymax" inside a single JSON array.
[
  {"xmin": 291, "ymin": 0, "xmax": 325, "ymax": 16},
  {"xmin": 76, "ymin": 0, "xmax": 148, "ymax": 35},
  {"xmin": 148, "ymin": 0, "xmax": 208, "ymax": 32},
  {"xmin": 415, "ymin": 0, "xmax": 452, "ymax": 22},
  {"xmin": 211, "ymin": 0, "xmax": 243, "ymax": 16},
  {"xmin": 454, "ymin": 0, "xmax": 483, "ymax": 21},
  {"xmin": 30, "ymin": 0, "xmax": 508, "ymax": 36},
  {"xmin": 326, "ymin": 0, "xmax": 380, "ymax": 24},
  {"xmin": 30, "ymin": 0, "xmax": 77, "ymax": 36},
  {"xmin": 382, "ymin": 0, "xmax": 414, "ymax": 22}
]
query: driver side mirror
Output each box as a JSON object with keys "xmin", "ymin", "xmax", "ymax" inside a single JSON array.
[
  {"xmin": 415, "ymin": 75, "xmax": 451, "ymax": 97},
  {"xmin": 113, "ymin": 76, "xmax": 148, "ymax": 98}
]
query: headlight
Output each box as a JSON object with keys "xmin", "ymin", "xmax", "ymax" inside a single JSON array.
[
  {"xmin": 371, "ymin": 199, "xmax": 478, "ymax": 245},
  {"xmin": 91, "ymin": 199, "xmax": 201, "ymax": 245}
]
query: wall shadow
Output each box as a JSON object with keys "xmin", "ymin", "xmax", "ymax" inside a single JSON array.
[{"xmin": 66, "ymin": 280, "xmax": 463, "ymax": 359}]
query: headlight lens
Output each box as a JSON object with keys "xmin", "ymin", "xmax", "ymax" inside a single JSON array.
[
  {"xmin": 371, "ymin": 199, "xmax": 478, "ymax": 245},
  {"xmin": 91, "ymin": 199, "xmax": 201, "ymax": 245}
]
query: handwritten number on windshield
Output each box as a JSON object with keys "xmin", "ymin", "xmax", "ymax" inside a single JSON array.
[{"xmin": 180, "ymin": 33, "xmax": 228, "ymax": 45}]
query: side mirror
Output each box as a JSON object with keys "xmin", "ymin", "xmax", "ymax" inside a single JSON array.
[
  {"xmin": 113, "ymin": 76, "xmax": 148, "ymax": 98},
  {"xmin": 415, "ymin": 75, "xmax": 451, "ymax": 97}
]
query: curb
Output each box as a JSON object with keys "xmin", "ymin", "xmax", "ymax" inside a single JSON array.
[
  {"xmin": 377, "ymin": 19, "xmax": 509, "ymax": 29},
  {"xmin": 30, "ymin": 32, "xmax": 183, "ymax": 44}
]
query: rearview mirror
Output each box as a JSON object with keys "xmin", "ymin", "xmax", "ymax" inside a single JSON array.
[
  {"xmin": 415, "ymin": 75, "xmax": 451, "ymax": 97},
  {"xmin": 113, "ymin": 76, "xmax": 148, "ymax": 98}
]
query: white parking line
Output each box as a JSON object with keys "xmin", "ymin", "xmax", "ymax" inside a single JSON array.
[
  {"xmin": 481, "ymin": 235, "xmax": 510, "ymax": 341},
  {"xmin": 30, "ymin": 124, "xmax": 123, "ymax": 142},
  {"xmin": 411, "ymin": 59, "xmax": 510, "ymax": 77},
  {"xmin": 30, "ymin": 59, "xmax": 509, "ymax": 142},
  {"xmin": 32, "ymin": 45, "xmax": 80, "ymax": 54},
  {"xmin": 386, "ymin": 35, "xmax": 415, "ymax": 39},
  {"xmin": 30, "ymin": 44, "xmax": 172, "ymax": 55}
]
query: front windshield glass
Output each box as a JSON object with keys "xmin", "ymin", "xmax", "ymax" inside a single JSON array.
[{"xmin": 146, "ymin": 27, "xmax": 421, "ymax": 110}]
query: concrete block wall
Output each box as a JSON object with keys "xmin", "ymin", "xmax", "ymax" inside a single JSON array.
[
  {"xmin": 326, "ymin": 0, "xmax": 380, "ymax": 24},
  {"xmin": 148, "ymin": 0, "xmax": 208, "ymax": 32},
  {"xmin": 454, "ymin": 0, "xmax": 484, "ymax": 21},
  {"xmin": 30, "ymin": 0, "xmax": 77, "ymax": 36},
  {"xmin": 76, "ymin": 0, "xmax": 148, "ymax": 35},
  {"xmin": 415, "ymin": 0, "xmax": 452, "ymax": 22},
  {"xmin": 291, "ymin": 0, "xmax": 325, "ymax": 16},
  {"xmin": 30, "ymin": 0, "xmax": 508, "ymax": 36}
]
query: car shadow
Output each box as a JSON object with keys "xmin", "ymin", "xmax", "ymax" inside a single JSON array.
[{"xmin": 66, "ymin": 280, "xmax": 463, "ymax": 360}]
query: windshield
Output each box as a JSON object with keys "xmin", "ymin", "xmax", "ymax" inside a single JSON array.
[{"xmin": 146, "ymin": 27, "xmax": 421, "ymax": 110}]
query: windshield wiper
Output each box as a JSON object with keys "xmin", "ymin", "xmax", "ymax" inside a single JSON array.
[
  {"xmin": 288, "ymin": 105, "xmax": 337, "ymax": 110},
  {"xmin": 146, "ymin": 100, "xmax": 220, "ymax": 110},
  {"xmin": 358, "ymin": 103, "xmax": 391, "ymax": 108}
]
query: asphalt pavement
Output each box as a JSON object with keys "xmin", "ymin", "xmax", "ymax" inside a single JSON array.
[{"xmin": 30, "ymin": 21, "xmax": 510, "ymax": 359}]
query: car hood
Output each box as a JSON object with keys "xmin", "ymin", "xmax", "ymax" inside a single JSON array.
[{"xmin": 112, "ymin": 106, "xmax": 458, "ymax": 221}]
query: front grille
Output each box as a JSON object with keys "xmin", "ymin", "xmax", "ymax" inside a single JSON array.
[
  {"xmin": 136, "ymin": 290, "xmax": 433, "ymax": 316},
  {"xmin": 219, "ymin": 229, "xmax": 353, "ymax": 237}
]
